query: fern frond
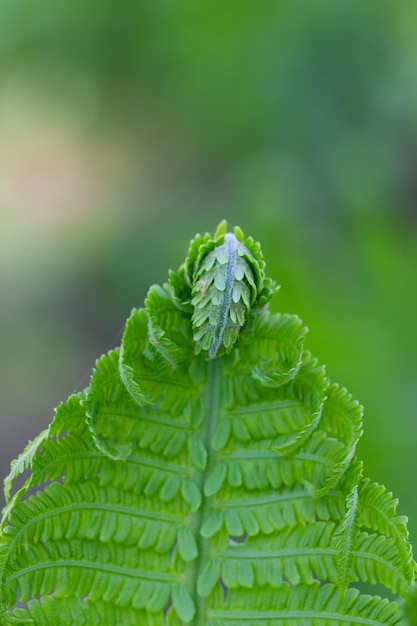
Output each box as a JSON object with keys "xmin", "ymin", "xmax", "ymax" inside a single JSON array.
[
  {"xmin": 240, "ymin": 311, "xmax": 308, "ymax": 388},
  {"xmin": 85, "ymin": 349, "xmax": 191, "ymax": 460},
  {"xmin": 221, "ymin": 352, "xmax": 327, "ymax": 450},
  {"xmin": 208, "ymin": 484, "xmax": 346, "ymax": 538},
  {"xmin": 119, "ymin": 308, "xmax": 192, "ymax": 411},
  {"xmin": 352, "ymin": 531, "xmax": 414, "ymax": 594},
  {"xmin": 3, "ymin": 431, "xmax": 49, "ymax": 505},
  {"xmin": 2, "ymin": 392, "xmax": 87, "ymax": 521},
  {"xmin": 335, "ymin": 482, "xmax": 360, "ymax": 593},
  {"xmin": 210, "ymin": 583, "xmax": 403, "ymax": 625},
  {"xmin": 0, "ymin": 221, "xmax": 414, "ymax": 625},
  {"xmin": 215, "ymin": 520, "xmax": 412, "ymax": 595},
  {"xmin": 313, "ymin": 384, "xmax": 364, "ymax": 497},
  {"xmin": 358, "ymin": 479, "xmax": 415, "ymax": 571},
  {"xmin": 10, "ymin": 595, "xmax": 171, "ymax": 626}
]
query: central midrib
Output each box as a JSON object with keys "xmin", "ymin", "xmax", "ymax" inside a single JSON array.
[{"xmin": 188, "ymin": 358, "xmax": 222, "ymax": 625}]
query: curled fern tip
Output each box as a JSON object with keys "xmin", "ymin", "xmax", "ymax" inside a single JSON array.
[{"xmin": 171, "ymin": 222, "xmax": 276, "ymax": 359}]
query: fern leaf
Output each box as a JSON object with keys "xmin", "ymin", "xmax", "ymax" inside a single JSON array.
[
  {"xmin": 3, "ymin": 430, "xmax": 49, "ymax": 505},
  {"xmin": 335, "ymin": 482, "xmax": 360, "ymax": 593},
  {"xmin": 211, "ymin": 583, "xmax": 403, "ymax": 625},
  {"xmin": 358, "ymin": 479, "xmax": 416, "ymax": 572},
  {"xmin": 0, "ymin": 222, "xmax": 414, "ymax": 625}
]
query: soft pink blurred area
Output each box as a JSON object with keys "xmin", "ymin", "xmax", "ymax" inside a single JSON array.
[{"xmin": 0, "ymin": 74, "xmax": 137, "ymax": 230}]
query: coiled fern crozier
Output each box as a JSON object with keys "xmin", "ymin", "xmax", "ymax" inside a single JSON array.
[{"xmin": 0, "ymin": 221, "xmax": 416, "ymax": 625}]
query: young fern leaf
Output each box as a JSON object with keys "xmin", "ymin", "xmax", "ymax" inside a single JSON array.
[
  {"xmin": 0, "ymin": 221, "xmax": 415, "ymax": 625},
  {"xmin": 335, "ymin": 481, "xmax": 360, "ymax": 593}
]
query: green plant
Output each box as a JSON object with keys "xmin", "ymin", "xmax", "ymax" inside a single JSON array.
[{"xmin": 0, "ymin": 221, "xmax": 415, "ymax": 625}]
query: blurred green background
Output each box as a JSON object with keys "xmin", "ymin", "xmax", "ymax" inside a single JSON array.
[{"xmin": 0, "ymin": 1, "xmax": 416, "ymax": 544}]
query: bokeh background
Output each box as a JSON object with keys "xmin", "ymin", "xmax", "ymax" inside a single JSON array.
[{"xmin": 1, "ymin": 1, "xmax": 416, "ymax": 545}]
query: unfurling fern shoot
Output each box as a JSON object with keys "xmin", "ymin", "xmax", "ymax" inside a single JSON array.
[
  {"xmin": 186, "ymin": 224, "xmax": 274, "ymax": 358},
  {"xmin": 0, "ymin": 220, "xmax": 415, "ymax": 625}
]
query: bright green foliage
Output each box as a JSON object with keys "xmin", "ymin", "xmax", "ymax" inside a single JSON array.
[{"xmin": 0, "ymin": 221, "xmax": 415, "ymax": 625}]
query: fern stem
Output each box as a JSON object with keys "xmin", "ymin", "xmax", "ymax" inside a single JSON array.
[
  {"xmin": 6, "ymin": 561, "xmax": 179, "ymax": 583},
  {"xmin": 211, "ymin": 609, "xmax": 390, "ymax": 624},
  {"xmin": 188, "ymin": 358, "xmax": 222, "ymax": 625}
]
